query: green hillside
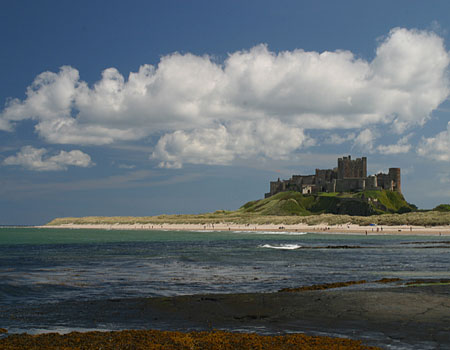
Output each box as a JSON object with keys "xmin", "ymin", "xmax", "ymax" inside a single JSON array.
[{"xmin": 239, "ymin": 190, "xmax": 414, "ymax": 216}]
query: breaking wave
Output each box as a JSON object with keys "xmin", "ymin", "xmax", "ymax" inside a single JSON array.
[
  {"xmin": 232, "ymin": 231, "xmax": 309, "ymax": 235},
  {"xmin": 259, "ymin": 244, "xmax": 302, "ymax": 250}
]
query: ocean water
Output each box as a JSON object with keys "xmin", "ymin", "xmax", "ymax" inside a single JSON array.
[
  {"xmin": 0, "ymin": 227, "xmax": 449, "ymax": 346},
  {"xmin": 1, "ymin": 227, "xmax": 449, "ymax": 305}
]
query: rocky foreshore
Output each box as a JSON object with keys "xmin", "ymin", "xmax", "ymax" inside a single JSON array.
[
  {"xmin": 0, "ymin": 329, "xmax": 381, "ymax": 350},
  {"xmin": 1, "ymin": 282, "xmax": 449, "ymax": 349}
]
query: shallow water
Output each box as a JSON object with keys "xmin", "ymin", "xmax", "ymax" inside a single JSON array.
[{"xmin": 1, "ymin": 227, "xmax": 449, "ymax": 305}]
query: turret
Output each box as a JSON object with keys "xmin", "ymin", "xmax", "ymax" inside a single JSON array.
[{"xmin": 388, "ymin": 168, "xmax": 401, "ymax": 193}]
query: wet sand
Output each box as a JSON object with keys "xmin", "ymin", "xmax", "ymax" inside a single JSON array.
[
  {"xmin": 2, "ymin": 283, "xmax": 449, "ymax": 349},
  {"xmin": 39, "ymin": 222, "xmax": 450, "ymax": 236}
]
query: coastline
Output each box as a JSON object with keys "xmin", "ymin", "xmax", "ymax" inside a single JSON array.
[
  {"xmin": 38, "ymin": 222, "xmax": 450, "ymax": 236},
  {"xmin": 2, "ymin": 283, "xmax": 449, "ymax": 349},
  {"xmin": 4, "ymin": 225, "xmax": 450, "ymax": 349}
]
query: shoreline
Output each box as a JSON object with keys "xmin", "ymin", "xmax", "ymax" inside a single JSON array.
[
  {"xmin": 2, "ymin": 283, "xmax": 449, "ymax": 349},
  {"xmin": 37, "ymin": 222, "xmax": 450, "ymax": 236}
]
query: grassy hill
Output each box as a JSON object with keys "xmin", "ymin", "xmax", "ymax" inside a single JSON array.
[{"xmin": 238, "ymin": 190, "xmax": 414, "ymax": 216}]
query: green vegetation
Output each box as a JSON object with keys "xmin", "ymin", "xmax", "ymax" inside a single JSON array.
[
  {"xmin": 434, "ymin": 204, "xmax": 450, "ymax": 212},
  {"xmin": 46, "ymin": 210, "xmax": 450, "ymax": 227},
  {"xmin": 239, "ymin": 190, "xmax": 414, "ymax": 216},
  {"xmin": 46, "ymin": 190, "xmax": 450, "ymax": 227}
]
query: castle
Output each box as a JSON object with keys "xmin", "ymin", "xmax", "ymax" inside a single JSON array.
[{"xmin": 265, "ymin": 156, "xmax": 401, "ymax": 198}]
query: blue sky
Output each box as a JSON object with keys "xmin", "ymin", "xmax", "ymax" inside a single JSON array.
[{"xmin": 1, "ymin": 1, "xmax": 450, "ymax": 225}]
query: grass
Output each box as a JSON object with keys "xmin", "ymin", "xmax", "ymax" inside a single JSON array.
[
  {"xmin": 46, "ymin": 210, "xmax": 450, "ymax": 227},
  {"xmin": 238, "ymin": 190, "xmax": 413, "ymax": 216},
  {"xmin": 45, "ymin": 191, "xmax": 450, "ymax": 227},
  {"xmin": 434, "ymin": 204, "xmax": 450, "ymax": 212}
]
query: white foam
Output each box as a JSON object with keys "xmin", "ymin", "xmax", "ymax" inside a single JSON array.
[
  {"xmin": 259, "ymin": 244, "xmax": 302, "ymax": 250},
  {"xmin": 232, "ymin": 231, "xmax": 309, "ymax": 236},
  {"xmin": 6, "ymin": 326, "xmax": 113, "ymax": 335}
]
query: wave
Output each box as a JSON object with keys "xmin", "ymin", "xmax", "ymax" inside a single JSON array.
[
  {"xmin": 259, "ymin": 244, "xmax": 302, "ymax": 250},
  {"xmin": 232, "ymin": 231, "xmax": 309, "ymax": 236}
]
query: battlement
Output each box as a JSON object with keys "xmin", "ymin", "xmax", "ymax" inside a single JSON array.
[{"xmin": 265, "ymin": 156, "xmax": 401, "ymax": 198}]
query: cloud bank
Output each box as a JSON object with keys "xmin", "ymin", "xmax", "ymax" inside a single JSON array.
[
  {"xmin": 1, "ymin": 27, "xmax": 449, "ymax": 167},
  {"xmin": 377, "ymin": 134, "xmax": 412, "ymax": 155},
  {"xmin": 417, "ymin": 122, "xmax": 450, "ymax": 161},
  {"xmin": 151, "ymin": 119, "xmax": 314, "ymax": 168},
  {"xmin": 3, "ymin": 146, "xmax": 94, "ymax": 171}
]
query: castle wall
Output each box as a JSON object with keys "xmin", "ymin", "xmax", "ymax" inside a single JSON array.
[
  {"xmin": 336, "ymin": 178, "xmax": 365, "ymax": 192},
  {"xmin": 326, "ymin": 179, "xmax": 337, "ymax": 192},
  {"xmin": 301, "ymin": 175, "xmax": 315, "ymax": 185},
  {"xmin": 376, "ymin": 173, "xmax": 393, "ymax": 191},
  {"xmin": 366, "ymin": 175, "xmax": 380, "ymax": 190},
  {"xmin": 265, "ymin": 156, "xmax": 400, "ymax": 197},
  {"xmin": 315, "ymin": 169, "xmax": 336, "ymax": 191}
]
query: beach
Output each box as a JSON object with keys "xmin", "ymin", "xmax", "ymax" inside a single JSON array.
[{"xmin": 40, "ymin": 222, "xmax": 450, "ymax": 236}]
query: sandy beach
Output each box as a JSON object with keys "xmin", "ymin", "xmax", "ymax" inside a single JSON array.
[{"xmin": 39, "ymin": 222, "xmax": 450, "ymax": 236}]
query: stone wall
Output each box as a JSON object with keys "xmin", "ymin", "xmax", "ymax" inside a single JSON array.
[{"xmin": 335, "ymin": 178, "xmax": 366, "ymax": 192}]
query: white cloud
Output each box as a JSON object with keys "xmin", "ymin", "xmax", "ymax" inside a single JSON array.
[
  {"xmin": 152, "ymin": 119, "xmax": 313, "ymax": 168},
  {"xmin": 1, "ymin": 27, "xmax": 449, "ymax": 166},
  {"xmin": 324, "ymin": 132, "xmax": 356, "ymax": 145},
  {"xmin": 417, "ymin": 122, "xmax": 450, "ymax": 161},
  {"xmin": 353, "ymin": 129, "xmax": 376, "ymax": 151},
  {"xmin": 376, "ymin": 134, "xmax": 412, "ymax": 154},
  {"xmin": 3, "ymin": 146, "xmax": 94, "ymax": 171}
]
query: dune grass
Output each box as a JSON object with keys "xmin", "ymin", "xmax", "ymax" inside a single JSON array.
[
  {"xmin": 46, "ymin": 210, "xmax": 450, "ymax": 227},
  {"xmin": 45, "ymin": 191, "xmax": 450, "ymax": 227}
]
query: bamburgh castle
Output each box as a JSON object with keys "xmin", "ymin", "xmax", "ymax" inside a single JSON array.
[{"xmin": 265, "ymin": 156, "xmax": 401, "ymax": 198}]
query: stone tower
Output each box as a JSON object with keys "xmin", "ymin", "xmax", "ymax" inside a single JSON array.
[
  {"xmin": 389, "ymin": 168, "xmax": 401, "ymax": 193},
  {"xmin": 337, "ymin": 155, "xmax": 367, "ymax": 179}
]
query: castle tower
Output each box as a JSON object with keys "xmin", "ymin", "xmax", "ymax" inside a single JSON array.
[
  {"xmin": 361, "ymin": 157, "xmax": 367, "ymax": 178},
  {"xmin": 337, "ymin": 155, "xmax": 367, "ymax": 179},
  {"xmin": 388, "ymin": 168, "xmax": 401, "ymax": 193}
]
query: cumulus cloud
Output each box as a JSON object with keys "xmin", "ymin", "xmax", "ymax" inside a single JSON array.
[
  {"xmin": 417, "ymin": 122, "xmax": 450, "ymax": 161},
  {"xmin": 353, "ymin": 129, "xmax": 376, "ymax": 151},
  {"xmin": 1, "ymin": 27, "xmax": 449, "ymax": 166},
  {"xmin": 377, "ymin": 134, "xmax": 412, "ymax": 154},
  {"xmin": 3, "ymin": 146, "xmax": 94, "ymax": 171},
  {"xmin": 152, "ymin": 119, "xmax": 313, "ymax": 168}
]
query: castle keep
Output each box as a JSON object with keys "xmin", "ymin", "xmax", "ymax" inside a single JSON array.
[{"xmin": 265, "ymin": 156, "xmax": 401, "ymax": 198}]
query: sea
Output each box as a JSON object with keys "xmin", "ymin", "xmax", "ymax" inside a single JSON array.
[{"xmin": 0, "ymin": 227, "xmax": 449, "ymax": 348}]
